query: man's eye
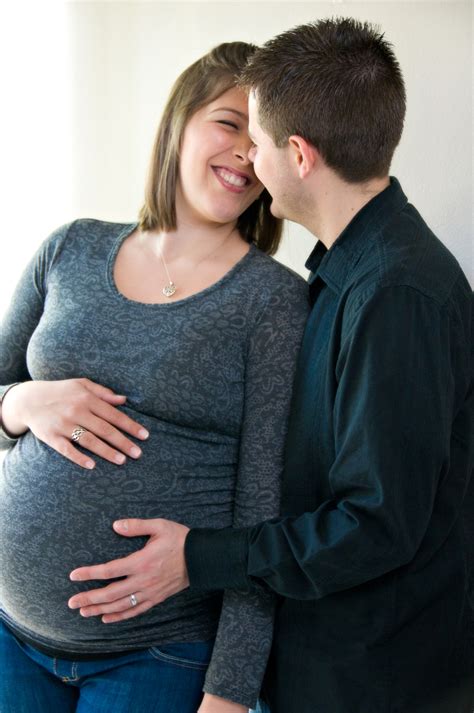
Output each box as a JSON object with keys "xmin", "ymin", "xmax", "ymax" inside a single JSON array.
[{"xmin": 218, "ymin": 120, "xmax": 238, "ymax": 129}]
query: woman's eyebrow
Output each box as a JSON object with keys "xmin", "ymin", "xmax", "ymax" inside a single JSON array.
[{"xmin": 209, "ymin": 108, "xmax": 248, "ymax": 118}]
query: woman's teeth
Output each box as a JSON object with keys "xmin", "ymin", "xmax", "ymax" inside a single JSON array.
[{"xmin": 215, "ymin": 168, "xmax": 247, "ymax": 187}]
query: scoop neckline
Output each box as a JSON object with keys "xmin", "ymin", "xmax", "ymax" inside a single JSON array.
[{"xmin": 106, "ymin": 222, "xmax": 257, "ymax": 308}]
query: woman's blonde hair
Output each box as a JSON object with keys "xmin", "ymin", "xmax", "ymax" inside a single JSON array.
[{"xmin": 138, "ymin": 42, "xmax": 282, "ymax": 255}]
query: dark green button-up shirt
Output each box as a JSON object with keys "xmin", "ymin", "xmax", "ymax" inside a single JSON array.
[{"xmin": 186, "ymin": 178, "xmax": 474, "ymax": 712}]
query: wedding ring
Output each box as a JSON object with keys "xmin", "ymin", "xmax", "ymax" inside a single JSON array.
[
  {"xmin": 129, "ymin": 593, "xmax": 138, "ymax": 607},
  {"xmin": 71, "ymin": 426, "xmax": 86, "ymax": 443}
]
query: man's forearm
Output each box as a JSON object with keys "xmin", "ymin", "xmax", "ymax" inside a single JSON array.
[{"xmin": 185, "ymin": 527, "xmax": 251, "ymax": 591}]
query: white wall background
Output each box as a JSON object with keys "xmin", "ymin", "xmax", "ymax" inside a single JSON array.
[{"xmin": 0, "ymin": 0, "xmax": 472, "ymax": 318}]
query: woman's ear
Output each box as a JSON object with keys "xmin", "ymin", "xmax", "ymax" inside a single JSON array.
[{"xmin": 288, "ymin": 135, "xmax": 319, "ymax": 179}]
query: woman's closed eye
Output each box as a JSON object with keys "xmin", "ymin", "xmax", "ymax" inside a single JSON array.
[{"xmin": 217, "ymin": 120, "xmax": 239, "ymax": 129}]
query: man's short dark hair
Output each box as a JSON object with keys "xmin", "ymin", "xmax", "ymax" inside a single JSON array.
[{"xmin": 240, "ymin": 18, "xmax": 406, "ymax": 183}]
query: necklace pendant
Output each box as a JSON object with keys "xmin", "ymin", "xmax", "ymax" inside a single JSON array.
[{"xmin": 162, "ymin": 282, "xmax": 176, "ymax": 298}]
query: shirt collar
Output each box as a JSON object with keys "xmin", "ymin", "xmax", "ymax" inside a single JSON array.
[{"xmin": 305, "ymin": 177, "xmax": 408, "ymax": 293}]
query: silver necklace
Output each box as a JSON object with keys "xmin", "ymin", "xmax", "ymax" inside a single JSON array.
[
  {"xmin": 159, "ymin": 252, "xmax": 176, "ymax": 297},
  {"xmin": 158, "ymin": 228, "xmax": 236, "ymax": 299}
]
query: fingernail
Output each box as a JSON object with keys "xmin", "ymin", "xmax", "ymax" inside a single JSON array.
[
  {"xmin": 70, "ymin": 573, "xmax": 80, "ymax": 581},
  {"xmin": 115, "ymin": 519, "xmax": 128, "ymax": 531},
  {"xmin": 115, "ymin": 453, "xmax": 126, "ymax": 464},
  {"xmin": 85, "ymin": 460, "xmax": 95, "ymax": 470},
  {"xmin": 130, "ymin": 446, "xmax": 141, "ymax": 458},
  {"xmin": 138, "ymin": 429, "xmax": 149, "ymax": 439},
  {"xmin": 80, "ymin": 609, "xmax": 90, "ymax": 618}
]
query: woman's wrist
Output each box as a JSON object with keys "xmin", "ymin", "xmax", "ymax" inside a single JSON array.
[
  {"xmin": 0, "ymin": 382, "xmax": 29, "ymax": 437},
  {"xmin": 199, "ymin": 692, "xmax": 248, "ymax": 712}
]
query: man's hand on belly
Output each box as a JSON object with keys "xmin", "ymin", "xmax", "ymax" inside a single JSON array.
[{"xmin": 67, "ymin": 518, "xmax": 190, "ymax": 622}]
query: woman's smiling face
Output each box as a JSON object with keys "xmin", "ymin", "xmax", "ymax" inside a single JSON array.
[{"xmin": 176, "ymin": 87, "xmax": 263, "ymax": 228}]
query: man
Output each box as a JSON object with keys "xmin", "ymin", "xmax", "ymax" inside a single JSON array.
[{"xmin": 69, "ymin": 18, "xmax": 473, "ymax": 713}]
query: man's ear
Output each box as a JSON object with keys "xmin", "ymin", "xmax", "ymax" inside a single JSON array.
[{"xmin": 288, "ymin": 135, "xmax": 319, "ymax": 178}]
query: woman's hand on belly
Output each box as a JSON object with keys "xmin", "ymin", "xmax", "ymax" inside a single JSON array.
[
  {"xmin": 1, "ymin": 378, "xmax": 149, "ymax": 469},
  {"xmin": 67, "ymin": 517, "xmax": 190, "ymax": 622}
]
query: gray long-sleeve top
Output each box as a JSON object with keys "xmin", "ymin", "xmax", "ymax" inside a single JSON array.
[{"xmin": 0, "ymin": 219, "xmax": 309, "ymax": 707}]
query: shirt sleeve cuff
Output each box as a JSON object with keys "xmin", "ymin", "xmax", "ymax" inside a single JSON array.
[
  {"xmin": 185, "ymin": 527, "xmax": 251, "ymax": 591},
  {"xmin": 0, "ymin": 383, "xmax": 21, "ymax": 447},
  {"xmin": 203, "ymin": 681, "xmax": 257, "ymax": 710}
]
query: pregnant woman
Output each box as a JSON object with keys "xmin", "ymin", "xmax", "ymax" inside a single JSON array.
[{"xmin": 0, "ymin": 42, "xmax": 308, "ymax": 713}]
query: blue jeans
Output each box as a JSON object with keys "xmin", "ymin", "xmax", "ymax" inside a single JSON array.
[{"xmin": 0, "ymin": 621, "xmax": 214, "ymax": 713}]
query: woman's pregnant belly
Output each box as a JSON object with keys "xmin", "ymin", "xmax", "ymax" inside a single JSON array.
[{"xmin": 0, "ymin": 420, "xmax": 237, "ymax": 649}]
